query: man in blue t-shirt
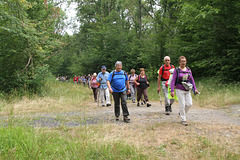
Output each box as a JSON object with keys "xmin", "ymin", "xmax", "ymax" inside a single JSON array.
[
  {"xmin": 97, "ymin": 65, "xmax": 111, "ymax": 107},
  {"xmin": 107, "ymin": 61, "xmax": 130, "ymax": 123}
]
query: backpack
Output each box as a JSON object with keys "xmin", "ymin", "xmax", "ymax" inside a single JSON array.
[
  {"xmin": 111, "ymin": 70, "xmax": 127, "ymax": 81},
  {"xmin": 129, "ymin": 74, "xmax": 136, "ymax": 80},
  {"xmin": 110, "ymin": 70, "xmax": 127, "ymax": 91},
  {"xmin": 160, "ymin": 64, "xmax": 173, "ymax": 81}
]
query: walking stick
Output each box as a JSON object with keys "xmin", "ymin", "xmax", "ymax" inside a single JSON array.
[
  {"xmin": 97, "ymin": 89, "xmax": 100, "ymax": 107},
  {"xmin": 159, "ymin": 92, "xmax": 163, "ymax": 106}
]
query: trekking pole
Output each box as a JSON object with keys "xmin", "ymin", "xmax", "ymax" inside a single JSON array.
[
  {"xmin": 97, "ymin": 89, "xmax": 100, "ymax": 107},
  {"xmin": 159, "ymin": 92, "xmax": 163, "ymax": 106}
]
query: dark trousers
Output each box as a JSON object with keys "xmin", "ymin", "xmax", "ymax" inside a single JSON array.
[
  {"xmin": 137, "ymin": 87, "xmax": 149, "ymax": 102},
  {"xmin": 92, "ymin": 88, "xmax": 98, "ymax": 101},
  {"xmin": 112, "ymin": 91, "xmax": 129, "ymax": 117}
]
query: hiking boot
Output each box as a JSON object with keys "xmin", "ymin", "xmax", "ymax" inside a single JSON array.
[
  {"xmin": 165, "ymin": 106, "xmax": 170, "ymax": 115},
  {"xmin": 141, "ymin": 102, "xmax": 144, "ymax": 105},
  {"xmin": 181, "ymin": 121, "xmax": 188, "ymax": 126},
  {"xmin": 137, "ymin": 103, "xmax": 140, "ymax": 107},
  {"xmin": 143, "ymin": 99, "xmax": 146, "ymax": 104},
  {"xmin": 116, "ymin": 117, "xmax": 119, "ymax": 121},
  {"xmin": 124, "ymin": 116, "xmax": 130, "ymax": 123},
  {"xmin": 102, "ymin": 105, "xmax": 105, "ymax": 107},
  {"xmin": 106, "ymin": 104, "xmax": 111, "ymax": 107},
  {"xmin": 147, "ymin": 103, "xmax": 151, "ymax": 107},
  {"xmin": 169, "ymin": 104, "xmax": 172, "ymax": 112}
]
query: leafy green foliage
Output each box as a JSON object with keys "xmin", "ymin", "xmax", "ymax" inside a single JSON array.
[{"xmin": 0, "ymin": 0, "xmax": 66, "ymax": 95}]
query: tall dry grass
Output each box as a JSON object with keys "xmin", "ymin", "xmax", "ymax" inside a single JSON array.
[{"xmin": 0, "ymin": 80, "xmax": 92, "ymax": 115}]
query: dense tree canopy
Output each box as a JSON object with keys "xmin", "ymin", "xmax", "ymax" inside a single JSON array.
[{"xmin": 1, "ymin": 0, "xmax": 239, "ymax": 94}]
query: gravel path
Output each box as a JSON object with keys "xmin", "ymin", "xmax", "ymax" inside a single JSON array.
[{"xmin": 1, "ymin": 101, "xmax": 239, "ymax": 128}]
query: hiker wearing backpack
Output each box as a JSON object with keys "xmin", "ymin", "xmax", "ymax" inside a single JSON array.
[
  {"xmin": 107, "ymin": 61, "xmax": 130, "ymax": 123},
  {"xmin": 158, "ymin": 56, "xmax": 175, "ymax": 115},
  {"xmin": 128, "ymin": 69, "xmax": 138, "ymax": 103},
  {"xmin": 171, "ymin": 56, "xmax": 199, "ymax": 126},
  {"xmin": 97, "ymin": 66, "xmax": 111, "ymax": 107},
  {"xmin": 89, "ymin": 73, "xmax": 99, "ymax": 102},
  {"xmin": 135, "ymin": 68, "xmax": 151, "ymax": 107}
]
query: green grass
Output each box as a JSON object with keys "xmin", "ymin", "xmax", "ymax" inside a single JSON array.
[
  {"xmin": 0, "ymin": 126, "xmax": 147, "ymax": 160},
  {"xmin": 148, "ymin": 78, "xmax": 240, "ymax": 107}
]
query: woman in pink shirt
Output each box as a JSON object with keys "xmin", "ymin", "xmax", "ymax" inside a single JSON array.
[{"xmin": 89, "ymin": 73, "xmax": 99, "ymax": 102}]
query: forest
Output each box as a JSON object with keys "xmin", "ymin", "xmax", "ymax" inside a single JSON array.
[{"xmin": 1, "ymin": 0, "xmax": 240, "ymax": 94}]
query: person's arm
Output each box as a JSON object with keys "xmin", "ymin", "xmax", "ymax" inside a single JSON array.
[
  {"xmin": 125, "ymin": 74, "xmax": 130, "ymax": 94},
  {"xmin": 190, "ymin": 72, "xmax": 198, "ymax": 94},
  {"xmin": 107, "ymin": 72, "xmax": 113, "ymax": 93},
  {"xmin": 107, "ymin": 81, "xmax": 113, "ymax": 93},
  {"xmin": 170, "ymin": 69, "xmax": 177, "ymax": 97},
  {"xmin": 134, "ymin": 77, "xmax": 140, "ymax": 86}
]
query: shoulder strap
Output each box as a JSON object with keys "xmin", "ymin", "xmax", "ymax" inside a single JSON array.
[
  {"xmin": 170, "ymin": 64, "xmax": 173, "ymax": 69},
  {"xmin": 112, "ymin": 70, "xmax": 115, "ymax": 79},
  {"xmin": 145, "ymin": 75, "xmax": 147, "ymax": 81},
  {"xmin": 111, "ymin": 70, "xmax": 115, "ymax": 83},
  {"xmin": 138, "ymin": 75, "xmax": 140, "ymax": 81}
]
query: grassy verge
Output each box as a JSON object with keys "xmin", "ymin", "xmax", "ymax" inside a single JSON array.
[
  {"xmin": 1, "ymin": 122, "xmax": 239, "ymax": 160},
  {"xmin": 148, "ymin": 78, "xmax": 240, "ymax": 108},
  {"xmin": 0, "ymin": 126, "xmax": 147, "ymax": 160}
]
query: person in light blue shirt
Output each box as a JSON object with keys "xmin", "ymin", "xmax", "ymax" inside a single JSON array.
[
  {"xmin": 107, "ymin": 61, "xmax": 130, "ymax": 123},
  {"xmin": 97, "ymin": 66, "xmax": 111, "ymax": 107}
]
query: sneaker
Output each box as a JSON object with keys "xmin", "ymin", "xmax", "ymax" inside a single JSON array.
[
  {"xmin": 181, "ymin": 121, "xmax": 188, "ymax": 126},
  {"xmin": 147, "ymin": 103, "xmax": 151, "ymax": 107},
  {"xmin": 116, "ymin": 117, "xmax": 119, "ymax": 121},
  {"xmin": 102, "ymin": 105, "xmax": 105, "ymax": 107},
  {"xmin": 124, "ymin": 116, "xmax": 130, "ymax": 123},
  {"xmin": 137, "ymin": 103, "xmax": 140, "ymax": 107},
  {"xmin": 106, "ymin": 104, "xmax": 111, "ymax": 107},
  {"xmin": 141, "ymin": 102, "xmax": 144, "ymax": 105}
]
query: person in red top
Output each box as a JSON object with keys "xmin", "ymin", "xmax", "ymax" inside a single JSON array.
[
  {"xmin": 73, "ymin": 75, "xmax": 78, "ymax": 85},
  {"xmin": 157, "ymin": 56, "xmax": 175, "ymax": 115}
]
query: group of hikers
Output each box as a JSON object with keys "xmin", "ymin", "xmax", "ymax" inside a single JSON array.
[
  {"xmin": 73, "ymin": 75, "xmax": 91, "ymax": 86},
  {"xmin": 56, "ymin": 75, "xmax": 70, "ymax": 82},
  {"xmin": 75, "ymin": 56, "xmax": 199, "ymax": 126}
]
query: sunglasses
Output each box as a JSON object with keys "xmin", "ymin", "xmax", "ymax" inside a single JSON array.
[{"xmin": 165, "ymin": 60, "xmax": 170, "ymax": 61}]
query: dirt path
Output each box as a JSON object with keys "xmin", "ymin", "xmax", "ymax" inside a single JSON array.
[{"xmin": 5, "ymin": 100, "xmax": 239, "ymax": 128}]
